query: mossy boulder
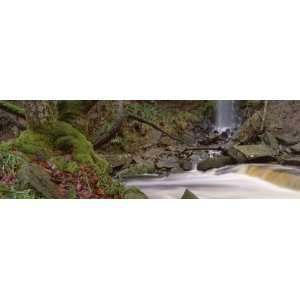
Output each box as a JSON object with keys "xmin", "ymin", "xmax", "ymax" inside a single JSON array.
[
  {"xmin": 181, "ymin": 189, "xmax": 198, "ymax": 199},
  {"xmin": 124, "ymin": 186, "xmax": 148, "ymax": 199},
  {"xmin": 17, "ymin": 164, "xmax": 61, "ymax": 199},
  {"xmin": 14, "ymin": 129, "xmax": 53, "ymax": 158},
  {"xmin": 116, "ymin": 162, "xmax": 156, "ymax": 179},
  {"xmin": 104, "ymin": 154, "xmax": 133, "ymax": 169},
  {"xmin": 227, "ymin": 144, "xmax": 275, "ymax": 163}
]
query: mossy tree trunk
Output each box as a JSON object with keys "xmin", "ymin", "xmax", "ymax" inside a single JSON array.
[{"xmin": 23, "ymin": 100, "xmax": 58, "ymax": 129}]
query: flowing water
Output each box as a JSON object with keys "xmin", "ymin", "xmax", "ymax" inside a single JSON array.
[
  {"xmin": 216, "ymin": 100, "xmax": 236, "ymax": 132},
  {"xmin": 125, "ymin": 164, "xmax": 300, "ymax": 199}
]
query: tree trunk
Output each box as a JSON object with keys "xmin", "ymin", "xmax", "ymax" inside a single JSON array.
[{"xmin": 23, "ymin": 100, "xmax": 58, "ymax": 129}]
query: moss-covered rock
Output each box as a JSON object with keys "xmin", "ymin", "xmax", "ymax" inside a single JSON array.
[
  {"xmin": 116, "ymin": 162, "xmax": 156, "ymax": 179},
  {"xmin": 14, "ymin": 129, "xmax": 53, "ymax": 157},
  {"xmin": 227, "ymin": 144, "xmax": 275, "ymax": 163},
  {"xmin": 124, "ymin": 186, "xmax": 148, "ymax": 199},
  {"xmin": 17, "ymin": 164, "xmax": 61, "ymax": 199},
  {"xmin": 181, "ymin": 189, "xmax": 198, "ymax": 199}
]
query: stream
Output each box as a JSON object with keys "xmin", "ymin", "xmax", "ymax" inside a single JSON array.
[{"xmin": 125, "ymin": 164, "xmax": 300, "ymax": 199}]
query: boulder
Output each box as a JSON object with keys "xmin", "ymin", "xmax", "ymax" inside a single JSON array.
[
  {"xmin": 116, "ymin": 162, "xmax": 156, "ymax": 179},
  {"xmin": 276, "ymin": 134, "xmax": 299, "ymax": 146},
  {"xmin": 180, "ymin": 159, "xmax": 193, "ymax": 171},
  {"xmin": 156, "ymin": 156, "xmax": 179, "ymax": 169},
  {"xmin": 291, "ymin": 143, "xmax": 300, "ymax": 154},
  {"xmin": 227, "ymin": 144, "xmax": 275, "ymax": 163},
  {"xmin": 181, "ymin": 189, "xmax": 198, "ymax": 199},
  {"xmin": 104, "ymin": 154, "xmax": 132, "ymax": 169},
  {"xmin": 260, "ymin": 132, "xmax": 279, "ymax": 152},
  {"xmin": 279, "ymin": 154, "xmax": 300, "ymax": 166},
  {"xmin": 16, "ymin": 164, "xmax": 60, "ymax": 199},
  {"xmin": 232, "ymin": 111, "xmax": 262, "ymax": 144},
  {"xmin": 124, "ymin": 186, "xmax": 148, "ymax": 199},
  {"xmin": 197, "ymin": 155, "xmax": 235, "ymax": 171}
]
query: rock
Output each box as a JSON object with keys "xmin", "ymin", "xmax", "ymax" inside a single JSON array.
[
  {"xmin": 181, "ymin": 189, "xmax": 198, "ymax": 199},
  {"xmin": 207, "ymin": 132, "xmax": 219, "ymax": 143},
  {"xmin": 180, "ymin": 159, "xmax": 193, "ymax": 171},
  {"xmin": 276, "ymin": 134, "xmax": 299, "ymax": 146},
  {"xmin": 279, "ymin": 154, "xmax": 300, "ymax": 166},
  {"xmin": 142, "ymin": 148, "xmax": 164, "ymax": 159},
  {"xmin": 16, "ymin": 164, "xmax": 60, "ymax": 198},
  {"xmin": 159, "ymin": 136, "xmax": 174, "ymax": 147},
  {"xmin": 105, "ymin": 154, "xmax": 132, "ymax": 169},
  {"xmin": 116, "ymin": 162, "xmax": 156, "ymax": 179},
  {"xmin": 197, "ymin": 155, "xmax": 235, "ymax": 171},
  {"xmin": 232, "ymin": 111, "xmax": 262, "ymax": 144},
  {"xmin": 291, "ymin": 143, "xmax": 300, "ymax": 154},
  {"xmin": 156, "ymin": 156, "xmax": 179, "ymax": 169},
  {"xmin": 227, "ymin": 144, "xmax": 275, "ymax": 163},
  {"xmin": 124, "ymin": 186, "xmax": 148, "ymax": 199},
  {"xmin": 260, "ymin": 132, "xmax": 279, "ymax": 152}
]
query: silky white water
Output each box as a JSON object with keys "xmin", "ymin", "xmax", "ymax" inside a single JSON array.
[
  {"xmin": 125, "ymin": 164, "xmax": 300, "ymax": 199},
  {"xmin": 216, "ymin": 100, "xmax": 236, "ymax": 132}
]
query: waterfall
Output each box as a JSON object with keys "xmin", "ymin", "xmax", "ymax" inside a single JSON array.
[{"xmin": 216, "ymin": 100, "xmax": 236, "ymax": 132}]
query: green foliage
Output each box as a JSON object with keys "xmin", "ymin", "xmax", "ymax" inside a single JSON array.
[
  {"xmin": 50, "ymin": 156, "xmax": 80, "ymax": 173},
  {"xmin": 127, "ymin": 101, "xmax": 162, "ymax": 121},
  {"xmin": 0, "ymin": 151, "xmax": 27, "ymax": 176},
  {"xmin": 0, "ymin": 184, "xmax": 37, "ymax": 199},
  {"xmin": 0, "ymin": 100, "xmax": 25, "ymax": 117}
]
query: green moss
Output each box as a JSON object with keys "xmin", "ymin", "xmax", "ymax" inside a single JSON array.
[
  {"xmin": 124, "ymin": 186, "xmax": 148, "ymax": 199},
  {"xmin": 0, "ymin": 141, "xmax": 14, "ymax": 152},
  {"xmin": 0, "ymin": 101, "xmax": 25, "ymax": 118},
  {"xmin": 50, "ymin": 156, "xmax": 80, "ymax": 173},
  {"xmin": 57, "ymin": 100, "xmax": 93, "ymax": 133},
  {"xmin": 10, "ymin": 120, "xmax": 124, "ymax": 197},
  {"xmin": 14, "ymin": 129, "xmax": 53, "ymax": 157}
]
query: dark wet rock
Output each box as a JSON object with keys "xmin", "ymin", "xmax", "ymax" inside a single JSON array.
[
  {"xmin": 197, "ymin": 155, "xmax": 235, "ymax": 171},
  {"xmin": 124, "ymin": 186, "xmax": 148, "ymax": 199},
  {"xmin": 291, "ymin": 143, "xmax": 300, "ymax": 154},
  {"xmin": 17, "ymin": 164, "xmax": 60, "ymax": 198},
  {"xmin": 105, "ymin": 154, "xmax": 132, "ymax": 169},
  {"xmin": 207, "ymin": 132, "xmax": 219, "ymax": 143},
  {"xmin": 227, "ymin": 144, "xmax": 275, "ymax": 163},
  {"xmin": 278, "ymin": 154, "xmax": 300, "ymax": 166},
  {"xmin": 156, "ymin": 156, "xmax": 179, "ymax": 169},
  {"xmin": 181, "ymin": 189, "xmax": 198, "ymax": 199},
  {"xmin": 180, "ymin": 159, "xmax": 193, "ymax": 171},
  {"xmin": 276, "ymin": 134, "xmax": 299, "ymax": 146}
]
